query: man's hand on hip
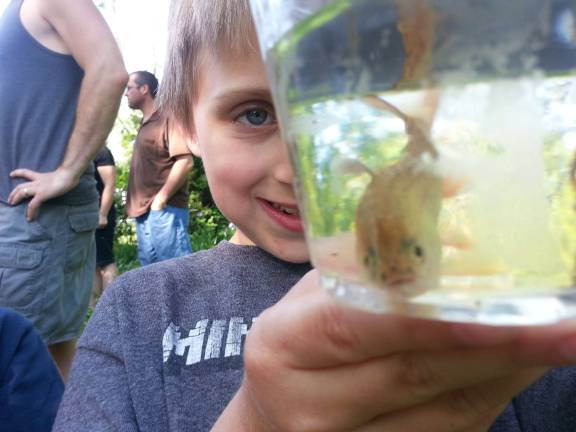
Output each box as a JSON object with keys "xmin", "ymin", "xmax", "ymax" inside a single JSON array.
[
  {"xmin": 150, "ymin": 193, "xmax": 168, "ymax": 211},
  {"xmin": 8, "ymin": 167, "xmax": 79, "ymax": 220},
  {"xmin": 98, "ymin": 213, "xmax": 109, "ymax": 229}
]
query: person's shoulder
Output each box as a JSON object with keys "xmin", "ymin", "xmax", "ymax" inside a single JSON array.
[
  {"xmin": 94, "ymin": 147, "xmax": 114, "ymax": 166},
  {"xmin": 0, "ymin": 307, "xmax": 33, "ymax": 335},
  {"xmin": 0, "ymin": 307, "xmax": 63, "ymax": 431},
  {"xmin": 0, "ymin": 309, "xmax": 36, "ymax": 358},
  {"xmin": 0, "ymin": 307, "xmax": 59, "ymax": 381},
  {"xmin": 127, "ymin": 243, "xmax": 229, "ymax": 274},
  {"xmin": 147, "ymin": 110, "xmax": 164, "ymax": 125},
  {"xmin": 109, "ymin": 241, "xmax": 274, "ymax": 287},
  {"xmin": 107, "ymin": 244, "xmax": 231, "ymax": 297},
  {"xmin": 103, "ymin": 241, "xmax": 304, "ymax": 306}
]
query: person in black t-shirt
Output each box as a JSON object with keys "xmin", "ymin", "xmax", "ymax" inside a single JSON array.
[{"xmin": 92, "ymin": 147, "xmax": 118, "ymax": 307}]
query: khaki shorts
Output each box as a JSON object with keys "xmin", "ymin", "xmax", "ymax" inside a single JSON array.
[{"xmin": 0, "ymin": 201, "xmax": 98, "ymax": 344}]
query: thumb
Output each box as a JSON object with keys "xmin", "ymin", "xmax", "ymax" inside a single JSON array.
[
  {"xmin": 282, "ymin": 269, "xmax": 321, "ymax": 301},
  {"xmin": 10, "ymin": 168, "xmax": 36, "ymax": 181}
]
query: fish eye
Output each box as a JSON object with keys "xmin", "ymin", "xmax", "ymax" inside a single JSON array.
[
  {"xmin": 363, "ymin": 255, "xmax": 370, "ymax": 266},
  {"xmin": 401, "ymin": 237, "xmax": 424, "ymax": 259},
  {"xmin": 364, "ymin": 247, "xmax": 377, "ymax": 266},
  {"xmin": 414, "ymin": 245, "xmax": 424, "ymax": 258}
]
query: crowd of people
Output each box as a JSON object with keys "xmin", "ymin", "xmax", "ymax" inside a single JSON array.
[{"xmin": 2, "ymin": 0, "xmax": 576, "ymax": 431}]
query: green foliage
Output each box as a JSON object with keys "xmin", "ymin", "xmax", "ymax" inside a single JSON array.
[
  {"xmin": 113, "ymin": 161, "xmax": 139, "ymax": 274},
  {"xmin": 117, "ymin": 112, "xmax": 140, "ymax": 158},
  {"xmin": 187, "ymin": 156, "xmax": 235, "ymax": 250}
]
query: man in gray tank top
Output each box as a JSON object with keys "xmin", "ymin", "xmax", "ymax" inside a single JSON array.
[{"xmin": 0, "ymin": 0, "xmax": 128, "ymax": 382}]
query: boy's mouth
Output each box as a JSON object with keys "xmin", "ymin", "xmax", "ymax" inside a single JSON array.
[
  {"xmin": 270, "ymin": 202, "xmax": 299, "ymax": 215},
  {"xmin": 259, "ymin": 199, "xmax": 303, "ymax": 233}
]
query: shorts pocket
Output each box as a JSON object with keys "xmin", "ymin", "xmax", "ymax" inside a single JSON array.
[
  {"xmin": 65, "ymin": 211, "xmax": 99, "ymax": 271},
  {"xmin": 0, "ymin": 243, "xmax": 48, "ymax": 310}
]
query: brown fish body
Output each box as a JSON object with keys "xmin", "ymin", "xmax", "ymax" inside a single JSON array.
[
  {"xmin": 356, "ymin": 157, "xmax": 442, "ymax": 296},
  {"xmin": 356, "ymin": 96, "xmax": 442, "ymax": 296},
  {"xmin": 354, "ymin": 0, "xmax": 440, "ymax": 296}
]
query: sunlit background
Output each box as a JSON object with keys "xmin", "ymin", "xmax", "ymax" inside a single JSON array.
[{"xmin": 0, "ymin": 0, "xmax": 167, "ymax": 73}]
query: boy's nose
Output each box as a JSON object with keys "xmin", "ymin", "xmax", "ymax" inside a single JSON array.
[{"xmin": 273, "ymin": 146, "xmax": 295, "ymax": 185}]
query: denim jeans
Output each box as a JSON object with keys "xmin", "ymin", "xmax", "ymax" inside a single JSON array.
[{"xmin": 135, "ymin": 206, "xmax": 192, "ymax": 266}]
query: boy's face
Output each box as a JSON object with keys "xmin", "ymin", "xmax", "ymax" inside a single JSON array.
[{"xmin": 189, "ymin": 45, "xmax": 309, "ymax": 263}]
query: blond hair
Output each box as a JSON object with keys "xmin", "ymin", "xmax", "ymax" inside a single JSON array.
[{"xmin": 159, "ymin": 0, "xmax": 257, "ymax": 135}]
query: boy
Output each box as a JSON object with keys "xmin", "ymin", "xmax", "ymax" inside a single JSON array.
[{"xmin": 54, "ymin": 1, "xmax": 576, "ymax": 431}]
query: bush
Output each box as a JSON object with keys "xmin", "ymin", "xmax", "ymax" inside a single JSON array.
[{"xmin": 187, "ymin": 156, "xmax": 235, "ymax": 250}]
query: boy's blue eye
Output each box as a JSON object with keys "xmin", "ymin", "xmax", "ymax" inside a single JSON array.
[
  {"xmin": 236, "ymin": 107, "xmax": 275, "ymax": 128},
  {"xmin": 245, "ymin": 109, "xmax": 268, "ymax": 126}
]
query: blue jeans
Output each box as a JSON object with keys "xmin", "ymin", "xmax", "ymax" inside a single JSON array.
[{"xmin": 135, "ymin": 206, "xmax": 192, "ymax": 266}]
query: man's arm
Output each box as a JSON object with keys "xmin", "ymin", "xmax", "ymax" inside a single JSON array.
[
  {"xmin": 97, "ymin": 165, "xmax": 116, "ymax": 228},
  {"xmin": 150, "ymin": 155, "xmax": 194, "ymax": 211},
  {"xmin": 8, "ymin": 0, "xmax": 128, "ymax": 220}
]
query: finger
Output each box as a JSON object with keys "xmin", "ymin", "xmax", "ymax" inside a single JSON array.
[
  {"xmin": 253, "ymin": 292, "xmax": 525, "ymax": 368},
  {"xmin": 260, "ymin": 273, "xmax": 576, "ymax": 368},
  {"xmin": 456, "ymin": 320, "xmax": 576, "ymax": 366},
  {"xmin": 360, "ymin": 368, "xmax": 546, "ymax": 432},
  {"xmin": 10, "ymin": 168, "xmax": 38, "ymax": 181},
  {"xmin": 7, "ymin": 188, "xmax": 19, "ymax": 205},
  {"xmin": 260, "ymin": 346, "xmax": 549, "ymax": 425},
  {"xmin": 26, "ymin": 197, "xmax": 41, "ymax": 221},
  {"xmin": 281, "ymin": 269, "xmax": 322, "ymax": 301},
  {"xmin": 7, "ymin": 184, "xmax": 32, "ymax": 206}
]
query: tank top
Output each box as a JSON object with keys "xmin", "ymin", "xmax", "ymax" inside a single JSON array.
[{"xmin": 0, "ymin": 0, "xmax": 97, "ymax": 205}]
